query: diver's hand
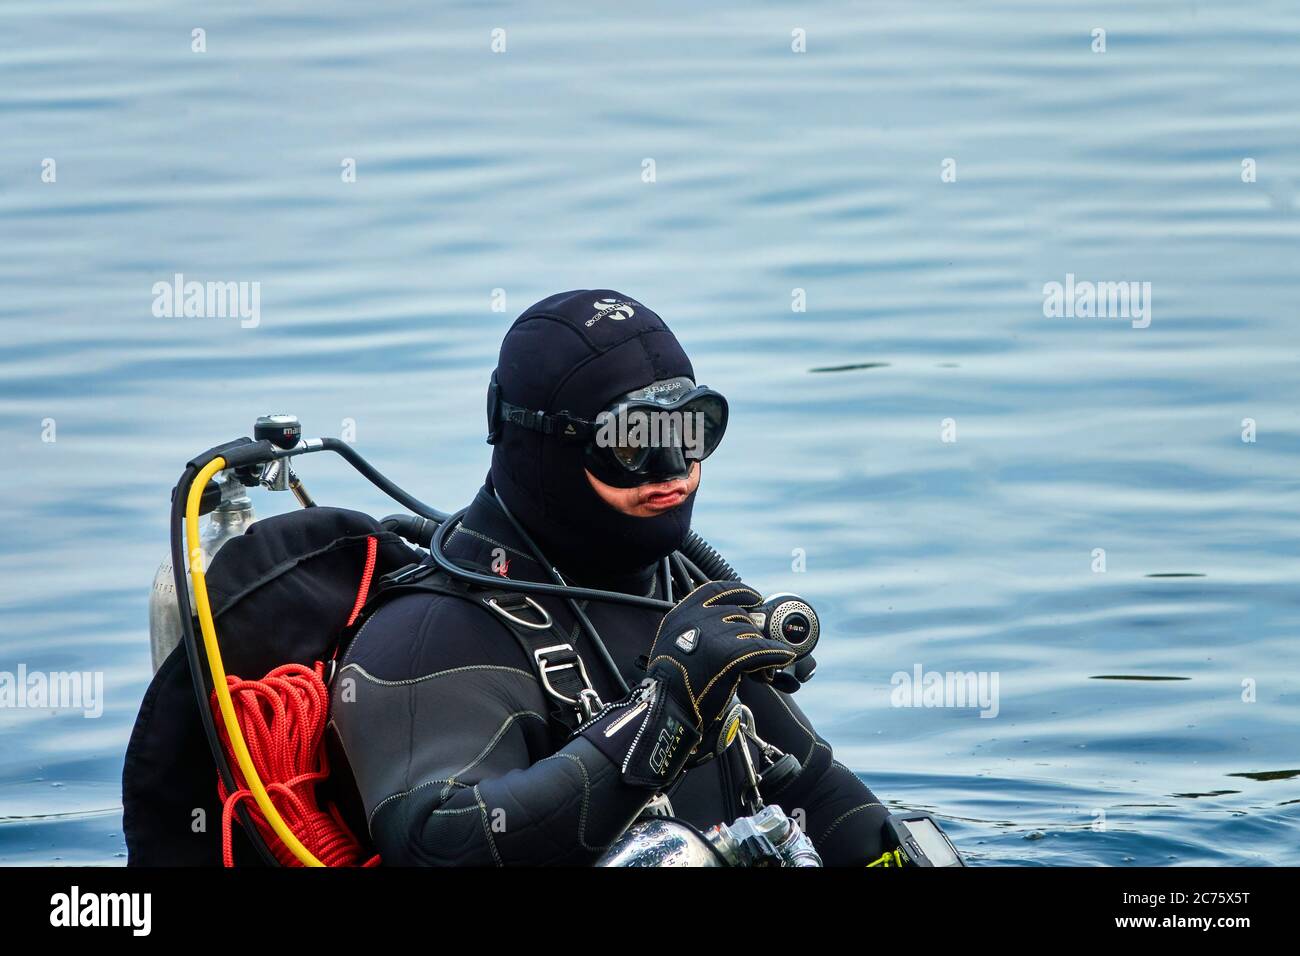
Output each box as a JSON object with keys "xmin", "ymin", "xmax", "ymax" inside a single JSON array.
[
  {"xmin": 576, "ymin": 582, "xmax": 796, "ymax": 791},
  {"xmin": 647, "ymin": 581, "xmax": 797, "ymax": 739}
]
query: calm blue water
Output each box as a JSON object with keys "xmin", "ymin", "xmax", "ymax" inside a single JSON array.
[{"xmin": 2, "ymin": 1, "xmax": 1297, "ymax": 866}]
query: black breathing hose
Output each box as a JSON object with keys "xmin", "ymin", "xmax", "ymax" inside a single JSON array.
[
  {"xmin": 385, "ymin": 516, "xmax": 742, "ymax": 610},
  {"xmin": 427, "ymin": 511, "xmax": 676, "ymax": 612},
  {"xmin": 319, "ymin": 438, "xmax": 448, "ymax": 523},
  {"xmin": 680, "ymin": 531, "xmax": 740, "ymax": 581}
]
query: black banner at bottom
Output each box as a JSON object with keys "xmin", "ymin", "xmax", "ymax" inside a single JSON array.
[{"xmin": 0, "ymin": 865, "xmax": 1278, "ymax": 940}]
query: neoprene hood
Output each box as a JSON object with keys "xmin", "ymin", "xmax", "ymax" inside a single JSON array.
[{"xmin": 488, "ymin": 289, "xmax": 698, "ymax": 581}]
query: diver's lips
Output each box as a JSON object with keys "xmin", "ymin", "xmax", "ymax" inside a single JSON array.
[{"xmin": 638, "ymin": 481, "xmax": 689, "ymax": 511}]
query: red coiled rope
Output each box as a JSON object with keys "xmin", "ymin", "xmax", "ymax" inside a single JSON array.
[
  {"xmin": 210, "ymin": 535, "xmax": 381, "ymax": 867},
  {"xmin": 212, "ymin": 662, "xmax": 380, "ymax": 867}
]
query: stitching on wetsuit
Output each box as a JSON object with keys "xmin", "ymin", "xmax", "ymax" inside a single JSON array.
[
  {"xmin": 446, "ymin": 710, "xmax": 549, "ymax": 793},
  {"xmin": 763, "ymin": 681, "xmax": 831, "ymax": 766},
  {"xmin": 446, "ymin": 524, "xmax": 537, "ymax": 564},
  {"xmin": 339, "ymin": 661, "xmax": 539, "ymax": 688},
  {"xmin": 369, "ymin": 776, "xmax": 461, "ymax": 825},
  {"xmin": 326, "ymin": 715, "xmax": 392, "ymax": 841},
  {"xmin": 340, "ymin": 606, "xmax": 381, "ymax": 667},
  {"xmin": 472, "ymin": 785, "xmax": 503, "ymax": 866},
  {"xmin": 818, "ymin": 801, "xmax": 883, "ymax": 843},
  {"xmin": 437, "ymin": 779, "xmax": 474, "ymax": 804},
  {"xmin": 368, "ymin": 737, "xmax": 602, "ymax": 859},
  {"xmin": 536, "ymin": 752, "xmax": 603, "ymax": 853},
  {"xmin": 366, "ymin": 709, "xmax": 546, "ymax": 814}
]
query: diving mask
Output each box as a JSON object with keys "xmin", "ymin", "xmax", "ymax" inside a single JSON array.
[{"xmin": 487, "ymin": 373, "xmax": 728, "ymax": 488}]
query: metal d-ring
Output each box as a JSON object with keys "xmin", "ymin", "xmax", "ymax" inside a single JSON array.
[{"xmin": 485, "ymin": 595, "xmax": 553, "ymax": 630}]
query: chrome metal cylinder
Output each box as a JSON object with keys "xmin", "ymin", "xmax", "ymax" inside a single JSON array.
[
  {"xmin": 594, "ymin": 818, "xmax": 725, "ymax": 867},
  {"xmin": 148, "ymin": 471, "xmax": 255, "ymax": 672}
]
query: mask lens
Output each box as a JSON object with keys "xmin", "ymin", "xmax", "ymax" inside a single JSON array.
[
  {"xmin": 609, "ymin": 407, "xmax": 652, "ymax": 470},
  {"xmin": 682, "ymin": 394, "xmax": 726, "ymax": 461},
  {"xmin": 586, "ymin": 384, "xmax": 729, "ymax": 485}
]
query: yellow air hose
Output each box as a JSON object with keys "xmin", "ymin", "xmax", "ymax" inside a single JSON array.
[{"xmin": 187, "ymin": 456, "xmax": 325, "ymax": 867}]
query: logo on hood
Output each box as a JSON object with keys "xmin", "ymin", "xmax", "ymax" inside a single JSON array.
[{"xmin": 586, "ymin": 298, "xmax": 636, "ymax": 327}]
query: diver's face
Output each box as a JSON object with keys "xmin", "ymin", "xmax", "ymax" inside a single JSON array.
[{"xmin": 585, "ymin": 462, "xmax": 700, "ymax": 517}]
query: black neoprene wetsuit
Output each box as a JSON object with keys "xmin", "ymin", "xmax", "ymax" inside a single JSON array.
[{"xmin": 329, "ymin": 486, "xmax": 889, "ymax": 866}]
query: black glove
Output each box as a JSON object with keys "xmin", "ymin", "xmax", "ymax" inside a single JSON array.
[
  {"xmin": 578, "ymin": 581, "xmax": 796, "ymax": 790},
  {"xmin": 647, "ymin": 581, "xmax": 798, "ymax": 736}
]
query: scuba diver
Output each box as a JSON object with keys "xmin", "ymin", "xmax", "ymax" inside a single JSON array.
[{"xmin": 327, "ymin": 289, "xmax": 893, "ymax": 866}]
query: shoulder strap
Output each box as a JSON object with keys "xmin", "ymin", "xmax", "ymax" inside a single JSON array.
[{"xmin": 355, "ymin": 562, "xmax": 601, "ymax": 735}]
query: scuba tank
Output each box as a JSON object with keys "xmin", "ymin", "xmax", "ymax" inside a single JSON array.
[
  {"xmin": 147, "ymin": 415, "xmax": 314, "ymax": 673},
  {"xmin": 147, "ymin": 469, "xmax": 255, "ymax": 672}
]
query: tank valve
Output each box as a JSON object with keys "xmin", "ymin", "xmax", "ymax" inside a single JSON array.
[{"xmin": 254, "ymin": 413, "xmax": 302, "ymax": 449}]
